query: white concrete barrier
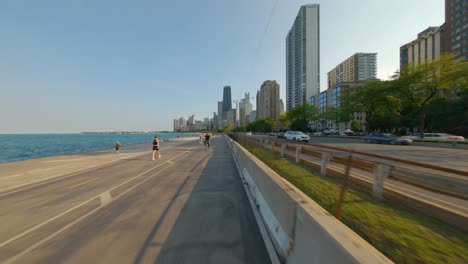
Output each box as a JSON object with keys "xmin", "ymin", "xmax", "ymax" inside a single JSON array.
[{"xmin": 227, "ymin": 136, "xmax": 392, "ymax": 264}]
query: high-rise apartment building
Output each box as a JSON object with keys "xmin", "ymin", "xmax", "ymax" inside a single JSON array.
[
  {"xmin": 217, "ymin": 101, "xmax": 223, "ymax": 120},
  {"xmin": 188, "ymin": 115, "xmax": 195, "ymax": 126},
  {"xmin": 400, "ymin": 26, "xmax": 445, "ymax": 69},
  {"xmin": 286, "ymin": 4, "xmax": 320, "ymax": 111},
  {"xmin": 239, "ymin": 93, "xmax": 253, "ymax": 127},
  {"xmin": 280, "ymin": 99, "xmax": 285, "ymax": 114},
  {"xmin": 256, "ymin": 80, "xmax": 280, "ymax": 121},
  {"xmin": 178, "ymin": 117, "xmax": 187, "ymax": 128},
  {"xmin": 222, "ymin": 86, "xmax": 232, "ymax": 120},
  {"xmin": 445, "ymin": 0, "xmax": 467, "ymax": 59},
  {"xmin": 173, "ymin": 119, "xmax": 179, "ymax": 132},
  {"xmin": 327, "ymin": 53, "xmax": 377, "ymax": 89}
]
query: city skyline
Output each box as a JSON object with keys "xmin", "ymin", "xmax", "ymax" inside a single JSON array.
[{"xmin": 0, "ymin": 0, "xmax": 445, "ymax": 133}]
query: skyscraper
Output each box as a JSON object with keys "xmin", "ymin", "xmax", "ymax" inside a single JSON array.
[
  {"xmin": 328, "ymin": 53, "xmax": 377, "ymax": 89},
  {"xmin": 256, "ymin": 80, "xmax": 280, "ymax": 121},
  {"xmin": 217, "ymin": 101, "xmax": 223, "ymax": 120},
  {"xmin": 222, "ymin": 86, "xmax": 232, "ymax": 120},
  {"xmin": 286, "ymin": 4, "xmax": 320, "ymax": 112},
  {"xmin": 445, "ymin": 0, "xmax": 467, "ymax": 60},
  {"xmin": 173, "ymin": 119, "xmax": 179, "ymax": 132},
  {"xmin": 239, "ymin": 93, "xmax": 253, "ymax": 127}
]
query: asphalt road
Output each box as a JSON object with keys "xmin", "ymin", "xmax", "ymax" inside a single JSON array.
[
  {"xmin": 306, "ymin": 136, "xmax": 468, "ymax": 171},
  {"xmin": 257, "ymin": 136, "xmax": 468, "ymax": 171},
  {"xmin": 0, "ymin": 137, "xmax": 271, "ymax": 264}
]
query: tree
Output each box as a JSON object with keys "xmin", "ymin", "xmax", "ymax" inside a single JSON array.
[
  {"xmin": 286, "ymin": 104, "xmax": 319, "ymax": 132},
  {"xmin": 320, "ymin": 106, "xmax": 339, "ymax": 129},
  {"xmin": 222, "ymin": 123, "xmax": 233, "ymax": 133},
  {"xmin": 395, "ymin": 54, "xmax": 468, "ymax": 138},
  {"xmin": 277, "ymin": 113, "xmax": 291, "ymax": 131},
  {"xmin": 346, "ymin": 80, "xmax": 400, "ymax": 132},
  {"xmin": 245, "ymin": 118, "xmax": 275, "ymax": 133}
]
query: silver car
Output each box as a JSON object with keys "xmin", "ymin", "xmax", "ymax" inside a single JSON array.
[{"xmin": 285, "ymin": 131, "xmax": 310, "ymax": 142}]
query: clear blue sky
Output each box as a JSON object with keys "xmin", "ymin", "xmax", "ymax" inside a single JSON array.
[{"xmin": 0, "ymin": 0, "xmax": 444, "ymax": 133}]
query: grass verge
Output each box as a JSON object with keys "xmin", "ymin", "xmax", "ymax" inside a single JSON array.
[{"xmin": 240, "ymin": 140, "xmax": 468, "ymax": 264}]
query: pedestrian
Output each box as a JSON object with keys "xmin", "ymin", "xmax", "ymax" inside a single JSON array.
[
  {"xmin": 204, "ymin": 132, "xmax": 211, "ymax": 148},
  {"xmin": 152, "ymin": 135, "xmax": 161, "ymax": 160},
  {"xmin": 199, "ymin": 135, "xmax": 203, "ymax": 145},
  {"xmin": 115, "ymin": 141, "xmax": 121, "ymax": 154}
]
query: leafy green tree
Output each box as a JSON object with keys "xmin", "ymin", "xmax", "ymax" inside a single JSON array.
[
  {"xmin": 320, "ymin": 106, "xmax": 339, "ymax": 128},
  {"xmin": 245, "ymin": 118, "xmax": 275, "ymax": 133},
  {"xmin": 395, "ymin": 54, "xmax": 468, "ymax": 138},
  {"xmin": 222, "ymin": 123, "xmax": 233, "ymax": 133},
  {"xmin": 346, "ymin": 80, "xmax": 400, "ymax": 132},
  {"xmin": 286, "ymin": 104, "xmax": 319, "ymax": 131},
  {"xmin": 351, "ymin": 120, "xmax": 361, "ymax": 132},
  {"xmin": 277, "ymin": 113, "xmax": 291, "ymax": 131}
]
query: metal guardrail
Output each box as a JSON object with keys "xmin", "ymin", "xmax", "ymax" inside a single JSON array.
[
  {"xmin": 272, "ymin": 138, "xmax": 468, "ymax": 177},
  {"xmin": 231, "ymin": 134, "xmax": 468, "ymax": 231},
  {"xmin": 231, "ymin": 135, "xmax": 468, "ymax": 197}
]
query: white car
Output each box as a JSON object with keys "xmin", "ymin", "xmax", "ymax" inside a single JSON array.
[
  {"xmin": 245, "ymin": 132, "xmax": 252, "ymax": 136},
  {"xmin": 312, "ymin": 131, "xmax": 323, "ymax": 136},
  {"xmin": 402, "ymin": 133, "xmax": 465, "ymax": 141},
  {"xmin": 285, "ymin": 131, "xmax": 310, "ymax": 142}
]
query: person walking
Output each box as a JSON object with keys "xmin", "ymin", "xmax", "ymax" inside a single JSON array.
[
  {"xmin": 199, "ymin": 135, "xmax": 203, "ymax": 145},
  {"xmin": 152, "ymin": 135, "xmax": 161, "ymax": 160},
  {"xmin": 115, "ymin": 141, "xmax": 121, "ymax": 154},
  {"xmin": 204, "ymin": 132, "xmax": 211, "ymax": 148}
]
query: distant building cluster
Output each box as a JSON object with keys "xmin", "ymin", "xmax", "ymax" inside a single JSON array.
[{"xmin": 174, "ymin": 0, "xmax": 465, "ymax": 133}]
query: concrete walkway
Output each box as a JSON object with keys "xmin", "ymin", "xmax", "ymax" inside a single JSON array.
[{"xmin": 0, "ymin": 136, "xmax": 271, "ymax": 263}]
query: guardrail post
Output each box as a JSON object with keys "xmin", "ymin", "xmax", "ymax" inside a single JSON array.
[
  {"xmin": 373, "ymin": 164, "xmax": 390, "ymax": 202},
  {"xmin": 280, "ymin": 144, "xmax": 286, "ymax": 158},
  {"xmin": 295, "ymin": 146, "xmax": 302, "ymax": 163},
  {"xmin": 321, "ymin": 153, "xmax": 331, "ymax": 178},
  {"xmin": 335, "ymin": 154, "xmax": 353, "ymax": 220}
]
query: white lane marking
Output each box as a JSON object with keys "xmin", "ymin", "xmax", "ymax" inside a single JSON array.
[
  {"xmin": 69, "ymin": 178, "xmax": 98, "ymax": 189},
  {"xmin": 0, "ymin": 174, "xmax": 24, "ymax": 180},
  {"xmin": 2, "ymin": 148, "xmax": 193, "ymax": 264},
  {"xmin": 0, "ymin": 149, "xmax": 191, "ymax": 249},
  {"xmin": 100, "ymin": 191, "xmax": 112, "ymax": 206},
  {"xmin": 43, "ymin": 159, "xmax": 83, "ymax": 163},
  {"xmin": 167, "ymin": 160, "xmax": 174, "ymax": 164},
  {"xmin": 0, "ymin": 145, "xmax": 176, "ymax": 197}
]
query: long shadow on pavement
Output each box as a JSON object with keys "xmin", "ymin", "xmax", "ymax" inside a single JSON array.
[{"xmin": 133, "ymin": 137, "xmax": 271, "ymax": 264}]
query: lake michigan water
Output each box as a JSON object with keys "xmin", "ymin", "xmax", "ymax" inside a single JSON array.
[{"xmin": 0, "ymin": 133, "xmax": 197, "ymax": 164}]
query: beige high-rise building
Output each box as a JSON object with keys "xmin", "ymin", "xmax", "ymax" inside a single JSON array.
[
  {"xmin": 400, "ymin": 26, "xmax": 445, "ymax": 69},
  {"xmin": 239, "ymin": 93, "xmax": 253, "ymax": 127},
  {"xmin": 327, "ymin": 53, "xmax": 377, "ymax": 89},
  {"xmin": 256, "ymin": 80, "xmax": 280, "ymax": 121}
]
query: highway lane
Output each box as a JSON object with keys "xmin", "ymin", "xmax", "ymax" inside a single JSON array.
[
  {"xmin": 0, "ymin": 137, "xmax": 271, "ymax": 263},
  {"xmin": 255, "ymin": 135, "xmax": 468, "ymax": 171},
  {"xmin": 307, "ymin": 136, "xmax": 468, "ymax": 171}
]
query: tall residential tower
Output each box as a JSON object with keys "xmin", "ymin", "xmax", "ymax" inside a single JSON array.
[
  {"xmin": 445, "ymin": 0, "xmax": 467, "ymax": 59},
  {"xmin": 256, "ymin": 80, "xmax": 280, "ymax": 121},
  {"xmin": 286, "ymin": 4, "xmax": 320, "ymax": 111}
]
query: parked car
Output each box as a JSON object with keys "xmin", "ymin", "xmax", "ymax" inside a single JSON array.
[
  {"xmin": 245, "ymin": 131, "xmax": 252, "ymax": 136},
  {"xmin": 402, "ymin": 133, "xmax": 465, "ymax": 141},
  {"xmin": 363, "ymin": 133, "xmax": 413, "ymax": 145},
  {"xmin": 285, "ymin": 131, "xmax": 310, "ymax": 142},
  {"xmin": 312, "ymin": 131, "xmax": 323, "ymax": 136},
  {"xmin": 323, "ymin": 129, "xmax": 337, "ymax": 135},
  {"xmin": 277, "ymin": 132, "xmax": 286, "ymax": 139},
  {"xmin": 339, "ymin": 129, "xmax": 355, "ymax": 136}
]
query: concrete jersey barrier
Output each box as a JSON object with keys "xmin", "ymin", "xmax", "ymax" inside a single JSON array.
[{"xmin": 226, "ymin": 136, "xmax": 392, "ymax": 264}]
